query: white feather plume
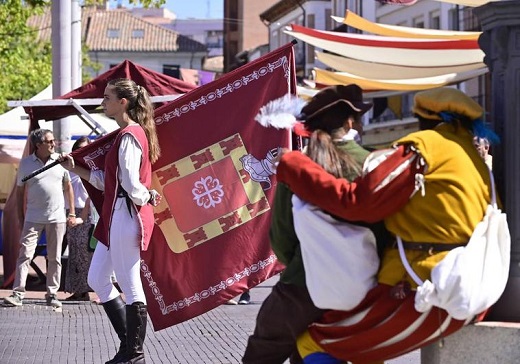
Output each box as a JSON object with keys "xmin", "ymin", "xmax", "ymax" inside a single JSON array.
[{"xmin": 254, "ymin": 94, "xmax": 307, "ymax": 129}]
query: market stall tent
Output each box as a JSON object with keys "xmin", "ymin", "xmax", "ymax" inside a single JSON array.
[
  {"xmin": 0, "ymin": 85, "xmax": 120, "ymax": 202},
  {"xmin": 1, "ymin": 60, "xmax": 196, "ymax": 287}
]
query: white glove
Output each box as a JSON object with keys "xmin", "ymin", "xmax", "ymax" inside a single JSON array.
[{"xmin": 148, "ymin": 189, "xmax": 162, "ymax": 207}]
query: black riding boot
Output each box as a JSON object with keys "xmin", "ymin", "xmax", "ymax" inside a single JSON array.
[
  {"xmin": 125, "ymin": 302, "xmax": 148, "ymax": 364},
  {"xmin": 102, "ymin": 296, "xmax": 127, "ymax": 364}
]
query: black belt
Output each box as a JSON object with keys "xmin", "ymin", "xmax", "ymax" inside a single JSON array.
[
  {"xmin": 399, "ymin": 241, "xmax": 466, "ymax": 252},
  {"xmin": 117, "ymin": 187, "xmax": 133, "ymax": 217}
]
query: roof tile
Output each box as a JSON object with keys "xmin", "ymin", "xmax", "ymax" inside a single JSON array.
[{"xmin": 28, "ymin": 7, "xmax": 207, "ymax": 53}]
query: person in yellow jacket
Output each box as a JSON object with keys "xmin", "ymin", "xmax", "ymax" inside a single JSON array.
[{"xmin": 275, "ymin": 87, "xmax": 500, "ymax": 364}]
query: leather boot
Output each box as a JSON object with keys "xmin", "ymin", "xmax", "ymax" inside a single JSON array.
[
  {"xmin": 102, "ymin": 296, "xmax": 127, "ymax": 364},
  {"xmin": 124, "ymin": 302, "xmax": 147, "ymax": 364}
]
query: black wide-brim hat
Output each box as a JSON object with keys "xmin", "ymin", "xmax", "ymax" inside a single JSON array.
[{"xmin": 300, "ymin": 84, "xmax": 373, "ymax": 123}]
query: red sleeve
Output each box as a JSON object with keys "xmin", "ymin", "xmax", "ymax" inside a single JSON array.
[{"xmin": 276, "ymin": 145, "xmax": 423, "ymax": 223}]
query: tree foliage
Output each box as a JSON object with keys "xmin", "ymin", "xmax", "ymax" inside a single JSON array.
[
  {"xmin": 0, "ymin": 0, "xmax": 51, "ymax": 114},
  {"xmin": 0, "ymin": 0, "xmax": 164, "ymax": 114}
]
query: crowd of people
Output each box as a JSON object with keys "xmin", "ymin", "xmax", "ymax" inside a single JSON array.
[{"xmin": 1, "ymin": 78, "xmax": 503, "ymax": 364}]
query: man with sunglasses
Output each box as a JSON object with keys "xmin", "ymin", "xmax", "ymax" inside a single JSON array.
[{"xmin": 3, "ymin": 129, "xmax": 75, "ymax": 308}]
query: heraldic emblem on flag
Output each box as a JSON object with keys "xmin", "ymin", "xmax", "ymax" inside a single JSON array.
[
  {"xmin": 73, "ymin": 43, "xmax": 297, "ymax": 330},
  {"xmin": 151, "ymin": 133, "xmax": 276, "ymax": 253}
]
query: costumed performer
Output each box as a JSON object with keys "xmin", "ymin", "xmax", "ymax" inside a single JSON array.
[
  {"xmin": 60, "ymin": 78, "xmax": 162, "ymax": 364},
  {"xmin": 275, "ymin": 87, "xmax": 500, "ymax": 363}
]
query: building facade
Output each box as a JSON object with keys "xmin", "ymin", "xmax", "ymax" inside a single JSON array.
[
  {"xmin": 28, "ymin": 5, "xmax": 208, "ymax": 79},
  {"xmin": 223, "ymin": 0, "xmax": 279, "ymax": 72},
  {"xmin": 129, "ymin": 8, "xmax": 224, "ymax": 73},
  {"xmin": 260, "ymin": 0, "xmax": 332, "ymax": 78},
  {"xmin": 167, "ymin": 19, "xmax": 224, "ymax": 57}
]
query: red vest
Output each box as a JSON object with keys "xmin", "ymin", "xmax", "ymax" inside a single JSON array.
[{"xmin": 94, "ymin": 125, "xmax": 154, "ymax": 251}]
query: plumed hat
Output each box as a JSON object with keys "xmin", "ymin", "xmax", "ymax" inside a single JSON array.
[
  {"xmin": 254, "ymin": 84, "xmax": 372, "ymax": 138},
  {"xmin": 301, "ymin": 84, "xmax": 373, "ymax": 123},
  {"xmin": 413, "ymin": 87, "xmax": 483, "ymax": 121}
]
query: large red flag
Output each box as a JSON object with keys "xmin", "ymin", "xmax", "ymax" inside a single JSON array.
[{"xmin": 72, "ymin": 43, "xmax": 296, "ymax": 330}]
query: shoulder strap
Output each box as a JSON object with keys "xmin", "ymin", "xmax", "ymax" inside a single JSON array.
[
  {"xmin": 396, "ymin": 236, "xmax": 424, "ymax": 286},
  {"xmin": 488, "ymin": 166, "xmax": 496, "ymax": 208}
]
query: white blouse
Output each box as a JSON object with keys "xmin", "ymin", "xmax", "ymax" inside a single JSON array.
[{"xmin": 89, "ymin": 131, "xmax": 150, "ymax": 207}]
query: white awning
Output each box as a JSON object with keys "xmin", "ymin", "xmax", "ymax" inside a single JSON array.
[{"xmin": 316, "ymin": 51, "xmax": 486, "ymax": 80}]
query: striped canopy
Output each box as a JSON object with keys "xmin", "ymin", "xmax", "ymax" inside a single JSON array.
[{"xmin": 289, "ymin": 10, "xmax": 488, "ymax": 95}]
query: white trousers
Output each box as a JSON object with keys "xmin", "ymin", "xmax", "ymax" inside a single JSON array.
[{"xmin": 88, "ymin": 198, "xmax": 146, "ymax": 304}]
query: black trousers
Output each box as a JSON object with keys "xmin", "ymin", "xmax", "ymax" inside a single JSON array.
[{"xmin": 242, "ymin": 281, "xmax": 325, "ymax": 364}]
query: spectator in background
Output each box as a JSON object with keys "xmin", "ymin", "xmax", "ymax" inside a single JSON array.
[
  {"xmin": 3, "ymin": 129, "xmax": 75, "ymax": 308},
  {"xmin": 227, "ymin": 290, "xmax": 251, "ymax": 305},
  {"xmin": 64, "ymin": 136, "xmax": 94, "ymax": 301}
]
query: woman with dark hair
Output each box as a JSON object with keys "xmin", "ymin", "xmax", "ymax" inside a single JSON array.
[
  {"xmin": 64, "ymin": 136, "xmax": 93, "ymax": 301},
  {"xmin": 243, "ymin": 84, "xmax": 387, "ymax": 364},
  {"xmin": 61, "ymin": 78, "xmax": 161, "ymax": 364}
]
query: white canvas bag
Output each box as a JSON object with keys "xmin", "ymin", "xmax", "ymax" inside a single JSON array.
[
  {"xmin": 292, "ymin": 195, "xmax": 379, "ymax": 311},
  {"xmin": 397, "ymin": 168, "xmax": 511, "ymax": 320}
]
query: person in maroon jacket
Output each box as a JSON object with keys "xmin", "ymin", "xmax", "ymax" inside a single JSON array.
[{"xmin": 61, "ymin": 78, "xmax": 161, "ymax": 364}]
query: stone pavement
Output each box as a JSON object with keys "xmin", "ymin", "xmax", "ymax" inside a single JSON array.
[{"xmin": 0, "ymin": 257, "xmax": 420, "ymax": 364}]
